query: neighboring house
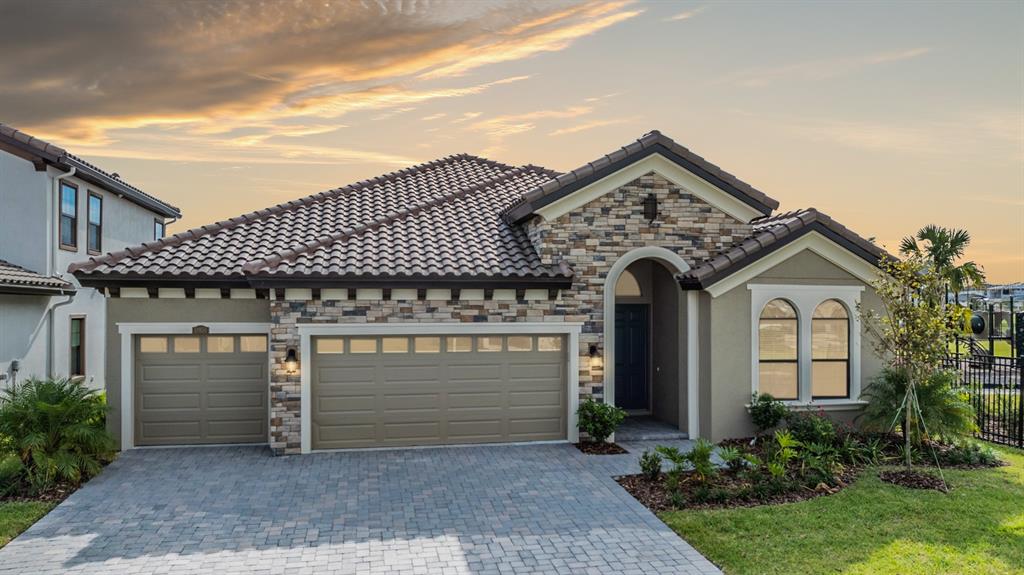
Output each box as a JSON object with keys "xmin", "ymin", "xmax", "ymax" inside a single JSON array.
[
  {"xmin": 0, "ymin": 123, "xmax": 180, "ymax": 389},
  {"xmin": 69, "ymin": 130, "xmax": 887, "ymax": 455}
]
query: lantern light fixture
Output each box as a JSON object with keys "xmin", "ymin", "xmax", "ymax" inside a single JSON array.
[{"xmin": 285, "ymin": 348, "xmax": 299, "ymax": 373}]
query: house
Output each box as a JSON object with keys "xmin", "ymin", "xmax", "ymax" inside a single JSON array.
[
  {"xmin": 0, "ymin": 123, "xmax": 180, "ymax": 389},
  {"xmin": 68, "ymin": 131, "xmax": 887, "ymax": 455}
]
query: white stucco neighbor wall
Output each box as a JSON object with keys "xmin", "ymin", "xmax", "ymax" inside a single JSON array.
[{"xmin": 1, "ymin": 150, "xmax": 172, "ymax": 389}]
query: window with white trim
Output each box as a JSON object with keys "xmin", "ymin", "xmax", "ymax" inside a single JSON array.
[
  {"xmin": 812, "ymin": 300, "xmax": 850, "ymax": 399},
  {"xmin": 749, "ymin": 284, "xmax": 863, "ymax": 403},
  {"xmin": 758, "ymin": 299, "xmax": 799, "ymax": 400}
]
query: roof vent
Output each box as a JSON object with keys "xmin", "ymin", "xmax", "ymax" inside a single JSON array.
[{"xmin": 111, "ymin": 172, "xmax": 120, "ymax": 179}]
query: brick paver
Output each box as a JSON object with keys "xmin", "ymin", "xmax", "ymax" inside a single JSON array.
[{"xmin": 0, "ymin": 441, "xmax": 720, "ymax": 574}]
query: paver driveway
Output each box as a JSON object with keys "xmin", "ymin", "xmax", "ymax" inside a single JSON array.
[{"xmin": 0, "ymin": 441, "xmax": 720, "ymax": 574}]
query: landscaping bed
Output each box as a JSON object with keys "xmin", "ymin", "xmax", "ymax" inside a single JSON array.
[
  {"xmin": 660, "ymin": 446, "xmax": 1024, "ymax": 575},
  {"xmin": 575, "ymin": 441, "xmax": 628, "ymax": 455}
]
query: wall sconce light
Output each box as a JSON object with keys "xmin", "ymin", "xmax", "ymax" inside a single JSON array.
[
  {"xmin": 643, "ymin": 193, "xmax": 658, "ymax": 223},
  {"xmin": 285, "ymin": 348, "xmax": 299, "ymax": 374},
  {"xmin": 588, "ymin": 344, "xmax": 603, "ymax": 371}
]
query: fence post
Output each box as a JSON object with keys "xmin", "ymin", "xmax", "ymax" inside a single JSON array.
[{"xmin": 1018, "ymin": 360, "xmax": 1024, "ymax": 448}]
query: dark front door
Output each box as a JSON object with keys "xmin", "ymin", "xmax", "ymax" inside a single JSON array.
[{"xmin": 615, "ymin": 304, "xmax": 649, "ymax": 410}]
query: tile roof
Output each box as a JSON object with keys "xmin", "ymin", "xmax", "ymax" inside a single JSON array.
[
  {"xmin": 503, "ymin": 130, "xmax": 780, "ymax": 223},
  {"xmin": 71, "ymin": 155, "xmax": 572, "ymax": 284},
  {"xmin": 0, "ymin": 123, "xmax": 180, "ymax": 218},
  {"xmin": 68, "ymin": 131, "xmax": 885, "ymax": 290},
  {"xmin": 246, "ymin": 165, "xmax": 569, "ymax": 281},
  {"xmin": 678, "ymin": 208, "xmax": 889, "ymax": 289},
  {"xmin": 0, "ymin": 259, "xmax": 75, "ymax": 295}
]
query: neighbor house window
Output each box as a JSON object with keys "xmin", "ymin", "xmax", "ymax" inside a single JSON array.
[
  {"xmin": 87, "ymin": 192, "xmax": 102, "ymax": 253},
  {"xmin": 59, "ymin": 182, "xmax": 78, "ymax": 249},
  {"xmin": 812, "ymin": 300, "xmax": 850, "ymax": 399},
  {"xmin": 70, "ymin": 317, "xmax": 85, "ymax": 376},
  {"xmin": 758, "ymin": 299, "xmax": 798, "ymax": 400},
  {"xmin": 154, "ymin": 219, "xmax": 166, "ymax": 240}
]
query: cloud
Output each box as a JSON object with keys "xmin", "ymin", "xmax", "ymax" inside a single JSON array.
[
  {"xmin": 713, "ymin": 47, "xmax": 931, "ymax": 87},
  {"xmin": 663, "ymin": 6, "xmax": 706, "ymax": 22},
  {"xmin": 469, "ymin": 105, "xmax": 595, "ymax": 154},
  {"xmin": 421, "ymin": 113, "xmax": 447, "ymax": 121},
  {"xmin": 0, "ymin": 1, "xmax": 638, "ymax": 143},
  {"xmin": 549, "ymin": 117, "xmax": 637, "ymax": 136}
]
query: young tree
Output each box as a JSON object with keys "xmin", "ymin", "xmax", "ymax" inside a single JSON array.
[
  {"xmin": 860, "ymin": 254, "xmax": 964, "ymax": 467},
  {"xmin": 899, "ymin": 225, "xmax": 986, "ymax": 304}
]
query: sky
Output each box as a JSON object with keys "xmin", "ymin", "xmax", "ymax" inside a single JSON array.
[{"xmin": 1, "ymin": 0, "xmax": 1021, "ymax": 282}]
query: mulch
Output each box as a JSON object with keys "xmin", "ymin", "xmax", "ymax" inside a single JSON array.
[
  {"xmin": 616, "ymin": 470, "xmax": 857, "ymax": 512},
  {"xmin": 575, "ymin": 441, "xmax": 628, "ymax": 455},
  {"xmin": 0, "ymin": 485, "xmax": 73, "ymax": 504},
  {"xmin": 878, "ymin": 469, "xmax": 949, "ymax": 492}
]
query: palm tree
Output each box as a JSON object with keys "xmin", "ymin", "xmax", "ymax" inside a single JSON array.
[{"xmin": 899, "ymin": 225, "xmax": 986, "ymax": 303}]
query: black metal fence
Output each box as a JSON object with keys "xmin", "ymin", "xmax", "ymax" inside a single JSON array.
[{"xmin": 943, "ymin": 354, "xmax": 1023, "ymax": 448}]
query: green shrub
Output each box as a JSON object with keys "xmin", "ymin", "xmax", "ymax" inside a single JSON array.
[
  {"xmin": 639, "ymin": 449, "xmax": 662, "ymax": 481},
  {"xmin": 799, "ymin": 442, "xmax": 843, "ymax": 486},
  {"xmin": 749, "ymin": 393, "xmax": 788, "ymax": 434},
  {"xmin": 686, "ymin": 438, "xmax": 718, "ymax": 484},
  {"xmin": 576, "ymin": 399, "xmax": 626, "ymax": 443},
  {"xmin": 717, "ymin": 446, "xmax": 746, "ymax": 473},
  {"xmin": 767, "ymin": 430, "xmax": 801, "ymax": 469},
  {"xmin": 785, "ymin": 410, "xmax": 837, "ymax": 446},
  {"xmin": 655, "ymin": 445, "xmax": 689, "ymax": 484},
  {"xmin": 859, "ymin": 368, "xmax": 976, "ymax": 444},
  {"xmin": 941, "ymin": 440, "xmax": 1001, "ymax": 467},
  {"xmin": 0, "ymin": 378, "xmax": 114, "ymax": 496}
]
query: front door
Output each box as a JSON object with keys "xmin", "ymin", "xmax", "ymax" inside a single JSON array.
[{"xmin": 615, "ymin": 304, "xmax": 649, "ymax": 410}]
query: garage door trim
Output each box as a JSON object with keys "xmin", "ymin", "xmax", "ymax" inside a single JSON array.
[
  {"xmin": 297, "ymin": 322, "xmax": 583, "ymax": 453},
  {"xmin": 117, "ymin": 322, "xmax": 273, "ymax": 450}
]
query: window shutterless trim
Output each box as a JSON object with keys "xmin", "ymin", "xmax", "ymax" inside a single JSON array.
[
  {"xmin": 87, "ymin": 191, "xmax": 103, "ymax": 255},
  {"xmin": 69, "ymin": 315, "xmax": 86, "ymax": 376},
  {"xmin": 59, "ymin": 181, "xmax": 78, "ymax": 250},
  {"xmin": 154, "ymin": 219, "xmax": 165, "ymax": 240}
]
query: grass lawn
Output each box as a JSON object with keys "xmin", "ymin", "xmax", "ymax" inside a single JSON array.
[
  {"xmin": 0, "ymin": 500, "xmax": 56, "ymax": 549},
  {"xmin": 661, "ymin": 446, "xmax": 1024, "ymax": 575},
  {"xmin": 948, "ymin": 339, "xmax": 1015, "ymax": 358}
]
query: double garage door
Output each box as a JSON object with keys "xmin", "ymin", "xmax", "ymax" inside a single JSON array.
[{"xmin": 311, "ymin": 334, "xmax": 567, "ymax": 450}]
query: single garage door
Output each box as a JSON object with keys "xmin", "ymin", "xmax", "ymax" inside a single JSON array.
[
  {"xmin": 135, "ymin": 334, "xmax": 268, "ymax": 446},
  {"xmin": 312, "ymin": 334, "xmax": 566, "ymax": 449}
]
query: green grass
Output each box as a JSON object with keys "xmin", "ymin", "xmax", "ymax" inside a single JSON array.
[
  {"xmin": 0, "ymin": 500, "xmax": 56, "ymax": 548},
  {"xmin": 660, "ymin": 446, "xmax": 1024, "ymax": 575},
  {"xmin": 948, "ymin": 340, "xmax": 1015, "ymax": 358}
]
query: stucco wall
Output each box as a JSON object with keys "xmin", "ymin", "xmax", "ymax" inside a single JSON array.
[
  {"xmin": 0, "ymin": 294, "xmax": 52, "ymax": 382},
  {"xmin": 0, "ymin": 152, "xmax": 48, "ymax": 273},
  {"xmin": 104, "ymin": 298, "xmax": 271, "ymax": 447},
  {"xmin": 705, "ymin": 249, "xmax": 885, "ymax": 441}
]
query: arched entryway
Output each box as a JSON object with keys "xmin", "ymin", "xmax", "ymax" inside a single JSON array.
[{"xmin": 603, "ymin": 246, "xmax": 698, "ymax": 438}]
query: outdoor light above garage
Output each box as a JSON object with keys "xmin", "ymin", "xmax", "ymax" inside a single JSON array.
[{"xmin": 285, "ymin": 348, "xmax": 299, "ymax": 374}]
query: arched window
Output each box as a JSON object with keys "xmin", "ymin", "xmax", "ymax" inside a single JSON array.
[
  {"xmin": 615, "ymin": 269, "xmax": 642, "ymax": 297},
  {"xmin": 758, "ymin": 299, "xmax": 798, "ymax": 400},
  {"xmin": 812, "ymin": 299, "xmax": 849, "ymax": 398}
]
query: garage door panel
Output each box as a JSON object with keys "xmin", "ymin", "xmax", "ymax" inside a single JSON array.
[
  {"xmin": 311, "ymin": 334, "xmax": 566, "ymax": 450},
  {"xmin": 509, "ymin": 390, "xmax": 562, "ymax": 407},
  {"xmin": 141, "ymin": 364, "xmax": 203, "ymax": 381},
  {"xmin": 447, "ymin": 391, "xmax": 503, "ymax": 408},
  {"xmin": 316, "ymin": 423, "xmax": 376, "ymax": 444},
  {"xmin": 509, "ymin": 363, "xmax": 562, "ymax": 379},
  {"xmin": 207, "ymin": 419, "xmax": 265, "ymax": 439},
  {"xmin": 207, "ymin": 363, "xmax": 265, "ymax": 381},
  {"xmin": 380, "ymin": 365, "xmax": 442, "ymax": 382},
  {"xmin": 382, "ymin": 393, "xmax": 441, "ymax": 410},
  {"xmin": 448, "ymin": 420, "xmax": 503, "ymax": 440},
  {"xmin": 318, "ymin": 366, "xmax": 376, "ymax": 383},
  {"xmin": 384, "ymin": 421, "xmax": 442, "ymax": 440},
  {"xmin": 141, "ymin": 392, "xmax": 201, "ymax": 410},
  {"xmin": 207, "ymin": 391, "xmax": 265, "ymax": 409},
  {"xmin": 135, "ymin": 334, "xmax": 267, "ymax": 447}
]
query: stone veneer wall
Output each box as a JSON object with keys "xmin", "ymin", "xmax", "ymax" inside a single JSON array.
[{"xmin": 268, "ymin": 171, "xmax": 752, "ymax": 454}]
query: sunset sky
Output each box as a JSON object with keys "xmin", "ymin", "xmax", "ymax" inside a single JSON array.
[{"xmin": 2, "ymin": 1, "xmax": 1021, "ymax": 281}]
